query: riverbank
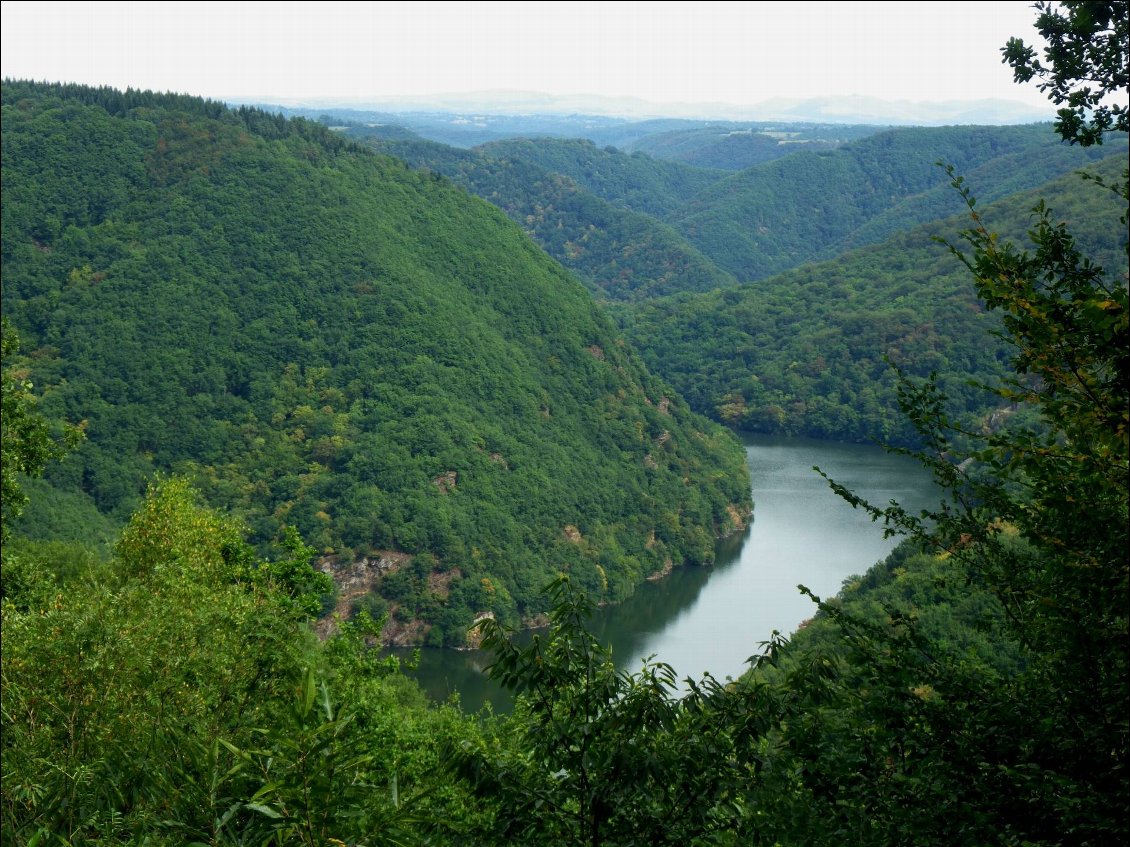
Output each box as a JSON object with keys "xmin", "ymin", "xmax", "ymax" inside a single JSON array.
[{"xmin": 386, "ymin": 433, "xmax": 938, "ymax": 712}]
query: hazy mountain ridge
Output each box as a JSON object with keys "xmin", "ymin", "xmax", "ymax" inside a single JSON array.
[{"xmin": 243, "ymin": 90, "xmax": 1053, "ymax": 124}]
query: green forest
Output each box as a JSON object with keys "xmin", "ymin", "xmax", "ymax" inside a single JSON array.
[
  {"xmin": 621, "ymin": 123, "xmax": 866, "ymax": 170},
  {"xmin": 2, "ymin": 1, "xmax": 1127, "ymax": 844},
  {"xmin": 345, "ymin": 106, "xmax": 1126, "ymax": 450},
  {"xmin": 353, "ymin": 134, "xmax": 738, "ymax": 300},
  {"xmin": 667, "ymin": 122, "xmax": 1124, "ymax": 281},
  {"xmin": 614, "ymin": 153, "xmax": 1128, "ymax": 444},
  {"xmin": 0, "ymin": 81, "xmax": 750, "ymax": 646}
]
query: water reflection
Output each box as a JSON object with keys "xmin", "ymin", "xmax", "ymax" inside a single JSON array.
[
  {"xmin": 587, "ymin": 526, "xmax": 751, "ymax": 670},
  {"xmin": 391, "ymin": 434, "xmax": 936, "ymax": 713}
]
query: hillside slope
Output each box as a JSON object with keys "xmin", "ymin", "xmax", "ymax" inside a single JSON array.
[
  {"xmin": 613, "ymin": 152, "xmax": 1129, "ymax": 444},
  {"xmin": 362, "ymin": 135, "xmax": 738, "ymax": 300},
  {"xmin": 623, "ymin": 123, "xmax": 881, "ymax": 170},
  {"xmin": 475, "ymin": 137, "xmax": 725, "ymax": 216},
  {"xmin": 0, "ymin": 81, "xmax": 750, "ymax": 645},
  {"xmin": 366, "ymin": 125, "xmax": 1122, "ymax": 301},
  {"xmin": 671, "ymin": 123, "xmax": 1125, "ymax": 281}
]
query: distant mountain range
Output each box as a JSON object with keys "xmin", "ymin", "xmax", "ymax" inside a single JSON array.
[{"xmin": 235, "ymin": 89, "xmax": 1054, "ymax": 126}]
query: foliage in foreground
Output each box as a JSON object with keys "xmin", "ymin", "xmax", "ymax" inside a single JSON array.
[
  {"xmin": 0, "ymin": 318, "xmax": 81, "ymax": 550},
  {"xmin": 1, "ymin": 478, "xmax": 481, "ymax": 846},
  {"xmin": 452, "ymin": 577, "xmax": 768, "ymax": 846}
]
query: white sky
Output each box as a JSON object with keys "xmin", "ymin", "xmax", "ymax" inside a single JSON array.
[{"xmin": 1, "ymin": 1, "xmax": 1052, "ymax": 110}]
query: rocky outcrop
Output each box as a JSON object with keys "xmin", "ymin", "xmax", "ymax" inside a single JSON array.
[
  {"xmin": 726, "ymin": 503, "xmax": 751, "ymax": 533},
  {"xmin": 427, "ymin": 568, "xmax": 461, "ymax": 600},
  {"xmin": 647, "ymin": 557, "xmax": 675, "ymax": 581},
  {"xmin": 313, "ymin": 551, "xmax": 411, "ymax": 639}
]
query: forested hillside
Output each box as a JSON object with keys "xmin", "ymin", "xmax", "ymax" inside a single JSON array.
[
  {"xmin": 356, "ymin": 133, "xmax": 738, "ymax": 299},
  {"xmin": 356, "ymin": 121, "xmax": 1123, "ymax": 314},
  {"xmin": 671, "ymin": 123, "xmax": 1125, "ymax": 280},
  {"xmin": 610, "ymin": 121, "xmax": 883, "ymax": 169},
  {"xmin": 629, "ymin": 126, "xmax": 838, "ymax": 170},
  {"xmin": 473, "ymin": 137, "xmax": 725, "ymax": 216},
  {"xmin": 0, "ymin": 81, "xmax": 750, "ymax": 646},
  {"xmin": 614, "ymin": 152, "xmax": 1128, "ymax": 443}
]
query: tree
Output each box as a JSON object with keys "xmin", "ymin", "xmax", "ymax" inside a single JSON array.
[
  {"xmin": 809, "ymin": 4, "xmax": 1129, "ymax": 841},
  {"xmin": 1, "ymin": 477, "xmax": 309, "ymax": 842},
  {"xmin": 817, "ymin": 172, "xmax": 1128, "ymax": 838},
  {"xmin": 1003, "ymin": 0, "xmax": 1129, "ymax": 145},
  {"xmin": 452, "ymin": 577, "xmax": 770, "ymax": 847},
  {"xmin": 1, "ymin": 319, "xmax": 84, "ymax": 607},
  {"xmin": 0, "ymin": 319, "xmax": 80, "ymax": 547}
]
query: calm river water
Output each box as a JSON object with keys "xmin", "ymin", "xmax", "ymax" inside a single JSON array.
[{"xmin": 392, "ymin": 433, "xmax": 938, "ymax": 712}]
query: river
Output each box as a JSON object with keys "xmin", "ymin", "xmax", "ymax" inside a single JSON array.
[{"xmin": 391, "ymin": 433, "xmax": 939, "ymax": 712}]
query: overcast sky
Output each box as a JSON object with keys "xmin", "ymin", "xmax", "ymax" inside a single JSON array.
[{"xmin": 1, "ymin": 1, "xmax": 1052, "ymax": 111}]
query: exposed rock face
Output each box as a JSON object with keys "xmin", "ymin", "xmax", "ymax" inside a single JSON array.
[
  {"xmin": 318, "ymin": 550, "xmax": 410, "ymax": 588},
  {"xmin": 726, "ymin": 503, "xmax": 751, "ymax": 532},
  {"xmin": 521, "ymin": 612, "xmax": 551, "ymax": 630},
  {"xmin": 382, "ymin": 616, "xmax": 429, "ymax": 647},
  {"xmin": 427, "ymin": 568, "xmax": 461, "ymax": 600},
  {"xmin": 433, "ymin": 471, "xmax": 457, "ymax": 494},
  {"xmin": 313, "ymin": 551, "xmax": 411, "ymax": 639},
  {"xmin": 563, "ymin": 524, "xmax": 583, "ymax": 543},
  {"xmin": 647, "ymin": 557, "xmax": 675, "ymax": 581}
]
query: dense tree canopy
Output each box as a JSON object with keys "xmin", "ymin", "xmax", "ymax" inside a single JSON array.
[
  {"xmin": 614, "ymin": 152, "xmax": 1127, "ymax": 445},
  {"xmin": 0, "ymin": 81, "xmax": 749, "ymax": 645},
  {"xmin": 668, "ymin": 123, "xmax": 1122, "ymax": 282},
  {"xmin": 357, "ymin": 134, "xmax": 737, "ymax": 300},
  {"xmin": 0, "ymin": 318, "xmax": 80, "ymax": 548}
]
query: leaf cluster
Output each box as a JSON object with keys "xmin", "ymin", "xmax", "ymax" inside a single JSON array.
[
  {"xmin": 451, "ymin": 577, "xmax": 775, "ymax": 846},
  {"xmin": 1, "ymin": 479, "xmax": 481, "ymax": 846},
  {"xmin": 1003, "ymin": 0, "xmax": 1129, "ymax": 145}
]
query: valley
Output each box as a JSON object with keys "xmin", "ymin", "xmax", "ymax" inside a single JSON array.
[
  {"xmin": 6, "ymin": 82, "xmax": 1122, "ymax": 650},
  {"xmin": 396, "ymin": 432, "xmax": 939, "ymax": 712},
  {"xmin": 2, "ymin": 4, "xmax": 1126, "ymax": 836}
]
